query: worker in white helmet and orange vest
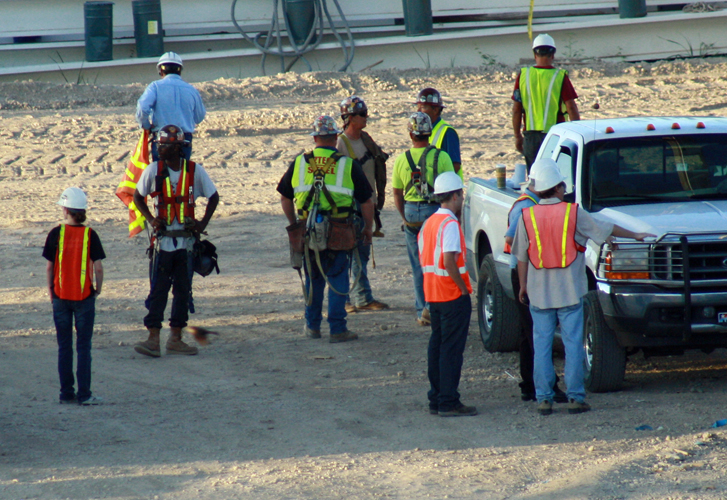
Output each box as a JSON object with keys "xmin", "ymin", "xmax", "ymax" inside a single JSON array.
[
  {"xmin": 136, "ymin": 52, "xmax": 206, "ymax": 161},
  {"xmin": 512, "ymin": 34, "xmax": 580, "ymax": 171},
  {"xmin": 418, "ymin": 171, "xmax": 476, "ymax": 417},
  {"xmin": 511, "ymin": 160, "xmax": 653, "ymax": 416},
  {"xmin": 43, "ymin": 187, "xmax": 106, "ymax": 405}
]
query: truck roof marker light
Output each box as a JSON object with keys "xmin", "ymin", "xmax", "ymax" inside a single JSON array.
[
  {"xmin": 672, "ymin": 123, "xmax": 681, "ymax": 129},
  {"xmin": 646, "ymin": 124, "xmax": 656, "ymax": 131},
  {"xmin": 697, "ymin": 122, "xmax": 706, "ymax": 129},
  {"xmin": 605, "ymin": 126, "xmax": 615, "ymax": 134}
]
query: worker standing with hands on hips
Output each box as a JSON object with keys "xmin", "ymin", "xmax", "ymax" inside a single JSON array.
[
  {"xmin": 43, "ymin": 187, "xmax": 106, "ymax": 405},
  {"xmin": 337, "ymin": 95, "xmax": 390, "ymax": 313},
  {"xmin": 418, "ymin": 172, "xmax": 477, "ymax": 417},
  {"xmin": 511, "ymin": 160, "xmax": 654, "ymax": 416},
  {"xmin": 277, "ymin": 115, "xmax": 374, "ymax": 343},
  {"xmin": 136, "ymin": 52, "xmax": 206, "ymax": 161},
  {"xmin": 132, "ymin": 124, "xmax": 219, "ymax": 357},
  {"xmin": 512, "ymin": 34, "xmax": 580, "ymax": 170},
  {"xmin": 415, "ymin": 88, "xmax": 463, "ymax": 180},
  {"xmin": 392, "ymin": 112, "xmax": 455, "ymax": 326}
]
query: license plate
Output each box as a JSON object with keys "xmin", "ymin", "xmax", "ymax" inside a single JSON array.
[{"xmin": 719, "ymin": 312, "xmax": 727, "ymax": 324}]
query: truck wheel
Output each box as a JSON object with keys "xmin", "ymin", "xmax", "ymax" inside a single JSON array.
[
  {"xmin": 583, "ymin": 290, "xmax": 626, "ymax": 393},
  {"xmin": 477, "ymin": 254, "xmax": 520, "ymax": 353}
]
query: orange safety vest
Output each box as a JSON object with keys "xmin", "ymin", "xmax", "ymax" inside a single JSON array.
[
  {"xmin": 418, "ymin": 213, "xmax": 472, "ymax": 303},
  {"xmin": 54, "ymin": 225, "xmax": 94, "ymax": 301},
  {"xmin": 522, "ymin": 202, "xmax": 586, "ymax": 269},
  {"xmin": 150, "ymin": 160, "xmax": 196, "ymax": 226},
  {"xmin": 504, "ymin": 193, "xmax": 538, "ymax": 254}
]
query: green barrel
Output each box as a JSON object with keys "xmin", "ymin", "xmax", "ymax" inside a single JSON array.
[
  {"xmin": 84, "ymin": 1, "xmax": 114, "ymax": 62},
  {"xmin": 402, "ymin": 0, "xmax": 433, "ymax": 37},
  {"xmin": 132, "ymin": 0, "xmax": 164, "ymax": 57},
  {"xmin": 284, "ymin": 0, "xmax": 316, "ymax": 45},
  {"xmin": 619, "ymin": 0, "xmax": 647, "ymax": 18}
]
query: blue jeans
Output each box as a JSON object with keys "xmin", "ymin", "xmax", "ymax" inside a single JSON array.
[
  {"xmin": 349, "ymin": 241, "xmax": 374, "ymax": 307},
  {"xmin": 305, "ymin": 250, "xmax": 350, "ymax": 335},
  {"xmin": 428, "ymin": 293, "xmax": 472, "ymax": 412},
  {"xmin": 403, "ymin": 202, "xmax": 439, "ymax": 316},
  {"xmin": 145, "ymin": 249, "xmax": 192, "ymax": 329},
  {"xmin": 530, "ymin": 299, "xmax": 586, "ymax": 403},
  {"xmin": 53, "ymin": 295, "xmax": 96, "ymax": 402}
]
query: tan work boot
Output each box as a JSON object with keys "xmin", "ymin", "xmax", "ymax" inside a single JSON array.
[
  {"xmin": 134, "ymin": 328, "xmax": 161, "ymax": 358},
  {"xmin": 166, "ymin": 327, "xmax": 199, "ymax": 356}
]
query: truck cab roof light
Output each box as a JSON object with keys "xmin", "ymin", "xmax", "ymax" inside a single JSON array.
[
  {"xmin": 646, "ymin": 124, "xmax": 655, "ymax": 131},
  {"xmin": 605, "ymin": 126, "xmax": 615, "ymax": 134},
  {"xmin": 672, "ymin": 123, "xmax": 681, "ymax": 129},
  {"xmin": 697, "ymin": 122, "xmax": 706, "ymax": 129}
]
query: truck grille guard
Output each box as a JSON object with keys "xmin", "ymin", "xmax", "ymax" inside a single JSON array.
[{"xmin": 597, "ymin": 231, "xmax": 727, "ymax": 341}]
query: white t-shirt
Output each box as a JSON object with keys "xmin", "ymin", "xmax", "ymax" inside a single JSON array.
[
  {"xmin": 437, "ymin": 208, "xmax": 462, "ymax": 254},
  {"xmin": 137, "ymin": 161, "xmax": 217, "ymax": 252}
]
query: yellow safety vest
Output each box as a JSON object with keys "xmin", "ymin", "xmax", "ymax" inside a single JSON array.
[
  {"xmin": 519, "ymin": 67, "xmax": 567, "ymax": 133},
  {"xmin": 429, "ymin": 119, "xmax": 463, "ymax": 181},
  {"xmin": 292, "ymin": 147, "xmax": 355, "ymax": 217}
]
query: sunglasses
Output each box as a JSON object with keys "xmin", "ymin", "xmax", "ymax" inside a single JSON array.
[{"xmin": 353, "ymin": 112, "xmax": 368, "ymax": 118}]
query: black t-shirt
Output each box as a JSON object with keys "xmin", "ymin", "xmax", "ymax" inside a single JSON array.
[
  {"xmin": 276, "ymin": 148, "xmax": 373, "ymax": 204},
  {"xmin": 43, "ymin": 225, "xmax": 106, "ymax": 263}
]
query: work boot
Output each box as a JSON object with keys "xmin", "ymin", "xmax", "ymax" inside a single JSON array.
[
  {"xmin": 304, "ymin": 325, "xmax": 321, "ymax": 339},
  {"xmin": 166, "ymin": 327, "xmax": 199, "ymax": 356},
  {"xmin": 537, "ymin": 400, "xmax": 553, "ymax": 416},
  {"xmin": 567, "ymin": 399, "xmax": 591, "ymax": 414},
  {"xmin": 345, "ymin": 303, "xmax": 357, "ymax": 314},
  {"xmin": 439, "ymin": 404, "xmax": 478, "ymax": 417},
  {"xmin": 134, "ymin": 328, "xmax": 161, "ymax": 358},
  {"xmin": 356, "ymin": 300, "xmax": 390, "ymax": 311},
  {"xmin": 329, "ymin": 330, "xmax": 359, "ymax": 343}
]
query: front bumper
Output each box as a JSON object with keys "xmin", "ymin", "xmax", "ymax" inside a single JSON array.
[{"xmin": 597, "ymin": 281, "xmax": 727, "ymax": 347}]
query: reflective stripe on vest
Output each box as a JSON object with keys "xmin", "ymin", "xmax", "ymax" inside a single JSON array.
[
  {"xmin": 429, "ymin": 119, "xmax": 464, "ymax": 181},
  {"xmin": 503, "ymin": 193, "xmax": 538, "ymax": 254},
  {"xmin": 521, "ymin": 202, "xmax": 586, "ymax": 269},
  {"xmin": 418, "ymin": 213, "xmax": 472, "ymax": 302},
  {"xmin": 520, "ymin": 67, "xmax": 566, "ymax": 133},
  {"xmin": 55, "ymin": 225, "xmax": 92, "ymax": 301},
  {"xmin": 155, "ymin": 161, "xmax": 196, "ymax": 225},
  {"xmin": 292, "ymin": 148, "xmax": 355, "ymax": 213}
]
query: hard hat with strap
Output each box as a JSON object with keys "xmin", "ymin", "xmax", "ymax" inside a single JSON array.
[
  {"xmin": 522, "ymin": 202, "xmax": 586, "ymax": 269},
  {"xmin": 520, "ymin": 67, "xmax": 567, "ymax": 133},
  {"xmin": 54, "ymin": 224, "xmax": 93, "ymax": 301},
  {"xmin": 418, "ymin": 213, "xmax": 472, "ymax": 302}
]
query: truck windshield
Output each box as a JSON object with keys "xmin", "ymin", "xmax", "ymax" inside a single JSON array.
[{"xmin": 584, "ymin": 134, "xmax": 727, "ymax": 209}]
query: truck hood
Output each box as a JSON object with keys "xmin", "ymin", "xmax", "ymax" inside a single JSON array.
[{"xmin": 592, "ymin": 201, "xmax": 727, "ymax": 237}]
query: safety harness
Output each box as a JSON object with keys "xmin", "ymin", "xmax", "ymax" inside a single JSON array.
[{"xmin": 404, "ymin": 145, "xmax": 441, "ymax": 201}]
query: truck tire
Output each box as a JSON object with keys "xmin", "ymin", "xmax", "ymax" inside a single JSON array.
[
  {"xmin": 477, "ymin": 254, "xmax": 521, "ymax": 353},
  {"xmin": 583, "ymin": 290, "xmax": 626, "ymax": 393}
]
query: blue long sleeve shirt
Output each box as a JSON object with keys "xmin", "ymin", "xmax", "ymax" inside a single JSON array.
[{"xmin": 136, "ymin": 74, "xmax": 206, "ymax": 134}]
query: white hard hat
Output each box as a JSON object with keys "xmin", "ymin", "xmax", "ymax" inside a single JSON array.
[
  {"xmin": 433, "ymin": 171, "xmax": 464, "ymax": 195},
  {"xmin": 532, "ymin": 34, "xmax": 556, "ymax": 50},
  {"xmin": 58, "ymin": 187, "xmax": 88, "ymax": 210},
  {"xmin": 157, "ymin": 52, "xmax": 184, "ymax": 68},
  {"xmin": 532, "ymin": 164, "xmax": 565, "ymax": 192},
  {"xmin": 529, "ymin": 157, "xmax": 556, "ymax": 181}
]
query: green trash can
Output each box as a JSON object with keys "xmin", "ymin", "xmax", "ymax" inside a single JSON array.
[
  {"xmin": 84, "ymin": 1, "xmax": 114, "ymax": 62},
  {"xmin": 619, "ymin": 0, "xmax": 647, "ymax": 18},
  {"xmin": 402, "ymin": 0, "xmax": 433, "ymax": 37},
  {"xmin": 284, "ymin": 0, "xmax": 316, "ymax": 46},
  {"xmin": 132, "ymin": 0, "xmax": 163, "ymax": 58}
]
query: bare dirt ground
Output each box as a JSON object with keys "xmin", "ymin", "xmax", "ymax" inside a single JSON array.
[{"xmin": 1, "ymin": 60, "xmax": 727, "ymax": 500}]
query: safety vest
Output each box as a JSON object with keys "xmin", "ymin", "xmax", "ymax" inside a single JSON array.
[
  {"xmin": 519, "ymin": 67, "xmax": 566, "ymax": 133},
  {"xmin": 429, "ymin": 119, "xmax": 463, "ymax": 181},
  {"xmin": 292, "ymin": 147, "xmax": 355, "ymax": 218},
  {"xmin": 503, "ymin": 193, "xmax": 538, "ymax": 254},
  {"xmin": 521, "ymin": 202, "xmax": 586, "ymax": 269},
  {"xmin": 53, "ymin": 224, "xmax": 94, "ymax": 301},
  {"xmin": 418, "ymin": 213, "xmax": 472, "ymax": 303},
  {"xmin": 150, "ymin": 160, "xmax": 196, "ymax": 226},
  {"xmin": 403, "ymin": 146, "xmax": 446, "ymax": 202}
]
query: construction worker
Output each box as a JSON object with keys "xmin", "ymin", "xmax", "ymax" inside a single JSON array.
[
  {"xmin": 415, "ymin": 88, "xmax": 462, "ymax": 180},
  {"xmin": 136, "ymin": 52, "xmax": 206, "ymax": 161},
  {"xmin": 132, "ymin": 124, "xmax": 219, "ymax": 357},
  {"xmin": 337, "ymin": 95, "xmax": 390, "ymax": 313},
  {"xmin": 512, "ymin": 160, "xmax": 653, "ymax": 415},
  {"xmin": 277, "ymin": 115, "xmax": 374, "ymax": 343},
  {"xmin": 512, "ymin": 34, "xmax": 580, "ymax": 170},
  {"xmin": 392, "ymin": 112, "xmax": 455, "ymax": 326},
  {"xmin": 503, "ymin": 161, "xmax": 566, "ymax": 404},
  {"xmin": 43, "ymin": 187, "xmax": 105, "ymax": 405},
  {"xmin": 418, "ymin": 172, "xmax": 476, "ymax": 417}
]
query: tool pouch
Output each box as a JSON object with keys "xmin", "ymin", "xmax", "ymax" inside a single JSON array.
[
  {"xmin": 328, "ymin": 219, "xmax": 357, "ymax": 251},
  {"xmin": 307, "ymin": 219, "xmax": 329, "ymax": 252},
  {"xmin": 286, "ymin": 221, "xmax": 306, "ymax": 269}
]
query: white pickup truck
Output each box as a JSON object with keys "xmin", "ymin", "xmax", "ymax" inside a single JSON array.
[{"xmin": 463, "ymin": 116, "xmax": 727, "ymax": 392}]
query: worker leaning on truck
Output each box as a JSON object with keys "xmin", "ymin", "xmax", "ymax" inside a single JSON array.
[
  {"xmin": 512, "ymin": 34, "xmax": 580, "ymax": 170},
  {"xmin": 511, "ymin": 160, "xmax": 653, "ymax": 416}
]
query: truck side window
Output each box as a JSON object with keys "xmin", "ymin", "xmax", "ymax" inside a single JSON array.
[
  {"xmin": 541, "ymin": 134, "xmax": 560, "ymax": 159},
  {"xmin": 556, "ymin": 150, "xmax": 574, "ymax": 193}
]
